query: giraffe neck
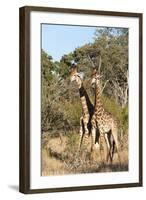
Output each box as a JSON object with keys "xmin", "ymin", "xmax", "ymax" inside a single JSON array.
[
  {"xmin": 94, "ymin": 83, "xmax": 103, "ymax": 114},
  {"xmin": 79, "ymin": 84, "xmax": 94, "ymax": 116}
]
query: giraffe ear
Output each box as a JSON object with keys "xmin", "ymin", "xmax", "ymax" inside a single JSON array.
[{"xmin": 78, "ymin": 72, "xmax": 84, "ymax": 80}]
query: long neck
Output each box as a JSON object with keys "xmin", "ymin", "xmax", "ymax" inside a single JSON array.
[
  {"xmin": 79, "ymin": 84, "xmax": 94, "ymax": 115},
  {"xmin": 94, "ymin": 83, "xmax": 103, "ymax": 113}
]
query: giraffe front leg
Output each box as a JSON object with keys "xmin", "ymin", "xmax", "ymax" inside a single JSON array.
[
  {"xmin": 78, "ymin": 117, "xmax": 84, "ymax": 151},
  {"xmin": 83, "ymin": 118, "xmax": 89, "ymax": 146},
  {"xmin": 90, "ymin": 120, "xmax": 100, "ymax": 161},
  {"xmin": 90, "ymin": 126, "xmax": 96, "ymax": 161},
  {"xmin": 82, "ymin": 120, "xmax": 89, "ymax": 148},
  {"xmin": 99, "ymin": 133, "xmax": 106, "ymax": 164},
  {"xmin": 91, "ymin": 126, "xmax": 99, "ymax": 152}
]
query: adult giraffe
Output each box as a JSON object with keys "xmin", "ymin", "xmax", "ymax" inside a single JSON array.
[
  {"xmin": 90, "ymin": 68, "xmax": 121, "ymax": 164},
  {"xmin": 69, "ymin": 62, "xmax": 98, "ymax": 152}
]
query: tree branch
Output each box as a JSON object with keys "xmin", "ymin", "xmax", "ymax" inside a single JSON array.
[
  {"xmin": 87, "ymin": 54, "xmax": 96, "ymax": 68},
  {"xmin": 98, "ymin": 55, "xmax": 102, "ymax": 74},
  {"xmin": 100, "ymin": 80, "xmax": 109, "ymax": 94}
]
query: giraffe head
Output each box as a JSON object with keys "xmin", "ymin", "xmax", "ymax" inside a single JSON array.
[
  {"xmin": 91, "ymin": 68, "xmax": 102, "ymax": 87},
  {"xmin": 70, "ymin": 61, "xmax": 84, "ymax": 87}
]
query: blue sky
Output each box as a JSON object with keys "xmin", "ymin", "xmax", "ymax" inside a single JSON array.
[{"xmin": 42, "ymin": 24, "xmax": 97, "ymax": 61}]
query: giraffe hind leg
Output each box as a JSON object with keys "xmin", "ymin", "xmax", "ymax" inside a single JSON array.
[
  {"xmin": 109, "ymin": 132, "xmax": 115, "ymax": 163},
  {"xmin": 95, "ymin": 123, "xmax": 100, "ymax": 144},
  {"xmin": 90, "ymin": 126, "xmax": 99, "ymax": 161},
  {"xmin": 104, "ymin": 132, "xmax": 112, "ymax": 164},
  {"xmin": 107, "ymin": 130, "xmax": 115, "ymax": 163},
  {"xmin": 111, "ymin": 125, "xmax": 121, "ymax": 165}
]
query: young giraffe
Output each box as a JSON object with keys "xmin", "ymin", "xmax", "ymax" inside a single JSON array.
[
  {"xmin": 91, "ymin": 68, "xmax": 121, "ymax": 164},
  {"xmin": 70, "ymin": 63, "xmax": 96, "ymax": 150}
]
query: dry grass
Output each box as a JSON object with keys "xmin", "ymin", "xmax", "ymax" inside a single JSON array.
[
  {"xmin": 41, "ymin": 132, "xmax": 128, "ymax": 176},
  {"xmin": 42, "ymin": 148, "xmax": 66, "ymax": 176}
]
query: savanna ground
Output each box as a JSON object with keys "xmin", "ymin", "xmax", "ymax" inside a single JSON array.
[
  {"xmin": 41, "ymin": 130, "xmax": 128, "ymax": 176},
  {"xmin": 41, "ymin": 27, "xmax": 129, "ymax": 176}
]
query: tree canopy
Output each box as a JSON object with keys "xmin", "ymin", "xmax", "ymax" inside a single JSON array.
[{"xmin": 41, "ymin": 27, "xmax": 128, "ymax": 134}]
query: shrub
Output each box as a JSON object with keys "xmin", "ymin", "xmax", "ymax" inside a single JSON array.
[
  {"xmin": 62, "ymin": 101, "xmax": 82, "ymax": 127},
  {"xmin": 66, "ymin": 131, "xmax": 79, "ymax": 149},
  {"xmin": 101, "ymin": 95, "xmax": 128, "ymax": 135}
]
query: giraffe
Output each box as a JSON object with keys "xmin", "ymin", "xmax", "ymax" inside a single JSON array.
[
  {"xmin": 90, "ymin": 68, "xmax": 121, "ymax": 164},
  {"xmin": 69, "ymin": 62, "xmax": 97, "ymax": 151}
]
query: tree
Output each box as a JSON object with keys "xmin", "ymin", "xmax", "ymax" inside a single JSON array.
[
  {"xmin": 92, "ymin": 28, "xmax": 128, "ymax": 107},
  {"xmin": 41, "ymin": 27, "xmax": 129, "ymax": 135}
]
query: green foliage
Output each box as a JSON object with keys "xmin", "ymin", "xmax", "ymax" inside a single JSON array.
[
  {"xmin": 120, "ymin": 106, "xmax": 128, "ymax": 133},
  {"xmin": 41, "ymin": 27, "xmax": 128, "ymax": 135},
  {"xmin": 101, "ymin": 96, "xmax": 128, "ymax": 134},
  {"xmin": 41, "ymin": 49, "xmax": 54, "ymax": 82},
  {"xmin": 66, "ymin": 132, "xmax": 79, "ymax": 149},
  {"xmin": 59, "ymin": 53, "xmax": 74, "ymax": 78},
  {"xmin": 63, "ymin": 101, "xmax": 82, "ymax": 126}
]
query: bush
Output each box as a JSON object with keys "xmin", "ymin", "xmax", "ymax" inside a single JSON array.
[
  {"xmin": 63, "ymin": 100, "xmax": 82, "ymax": 127},
  {"xmin": 66, "ymin": 131, "xmax": 79, "ymax": 149},
  {"xmin": 101, "ymin": 95, "xmax": 128, "ymax": 135}
]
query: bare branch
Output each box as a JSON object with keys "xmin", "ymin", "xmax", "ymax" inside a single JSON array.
[
  {"xmin": 98, "ymin": 55, "xmax": 102, "ymax": 74},
  {"xmin": 87, "ymin": 54, "xmax": 96, "ymax": 68},
  {"xmin": 100, "ymin": 80, "xmax": 109, "ymax": 94},
  {"xmin": 119, "ymin": 63, "xmax": 128, "ymax": 80},
  {"xmin": 111, "ymin": 79, "xmax": 128, "ymax": 107}
]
